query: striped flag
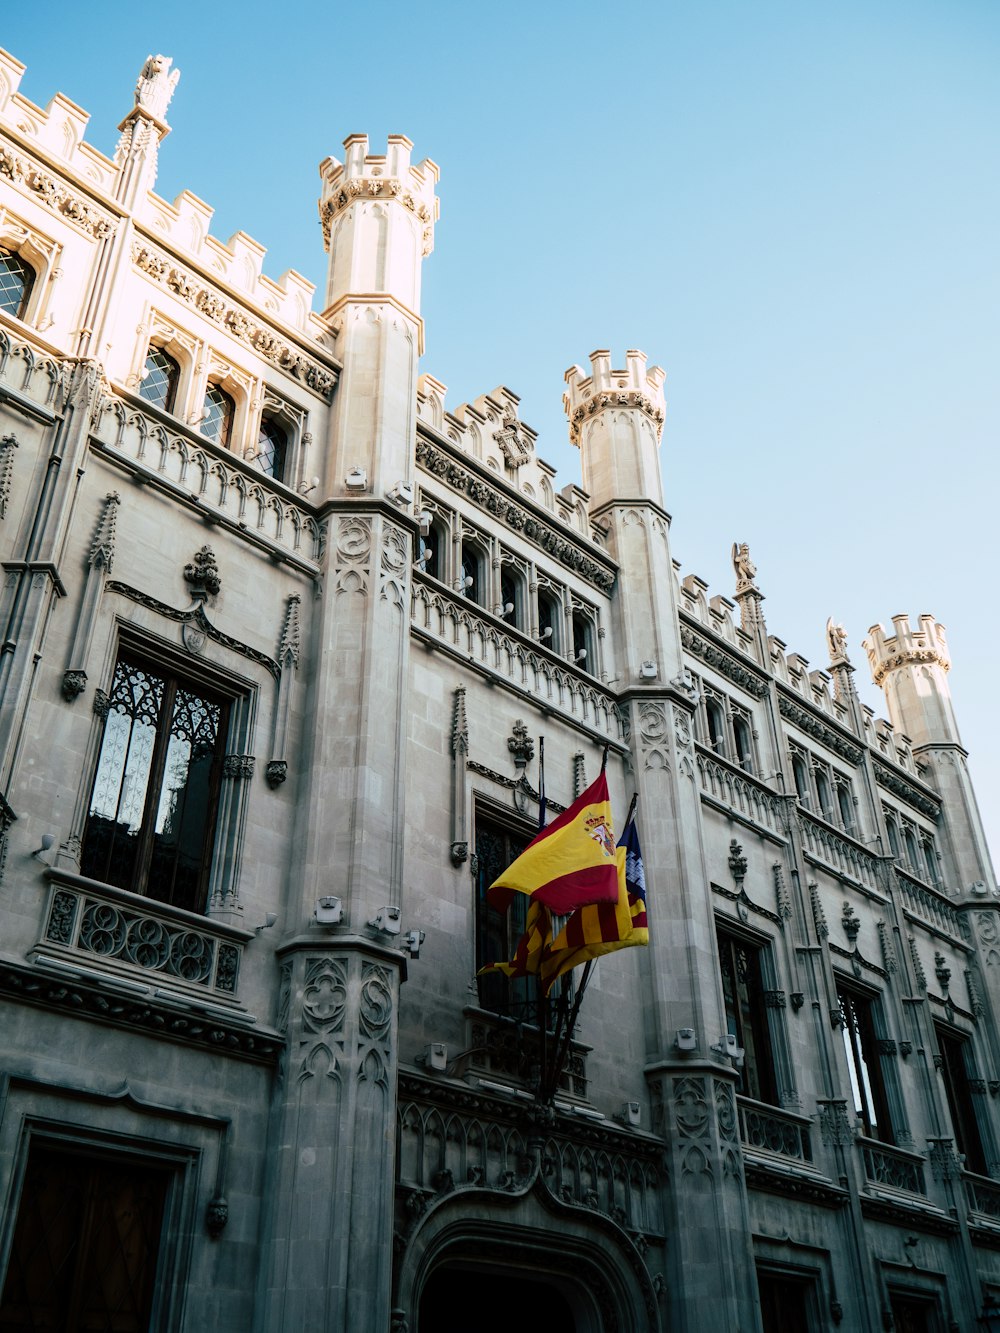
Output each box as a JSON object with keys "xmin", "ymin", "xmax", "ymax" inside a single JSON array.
[
  {"xmin": 486, "ymin": 772, "xmax": 621, "ymax": 915},
  {"xmin": 477, "ymin": 900, "xmax": 551, "ymax": 981},
  {"xmin": 540, "ymin": 807, "xmax": 648, "ymax": 993}
]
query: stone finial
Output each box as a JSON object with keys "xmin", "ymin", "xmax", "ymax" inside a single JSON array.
[
  {"xmin": 89, "ymin": 492, "xmax": 120, "ymax": 571},
  {"xmin": 183, "ymin": 545, "xmax": 221, "ymax": 599},
  {"xmin": 862, "ymin": 614, "xmax": 950, "ymax": 688},
  {"xmin": 826, "ymin": 618, "xmax": 849, "ymax": 664},
  {"xmin": 133, "ymin": 54, "xmax": 180, "ymax": 121},
  {"xmin": 451, "ymin": 686, "xmax": 468, "ymax": 757},
  {"xmin": 508, "ymin": 720, "xmax": 534, "ymax": 770},
  {"xmin": 731, "ymin": 542, "xmax": 757, "ymax": 594},
  {"xmin": 278, "ymin": 593, "xmax": 302, "ymax": 668},
  {"xmin": 563, "ymin": 349, "xmax": 666, "ymax": 447}
]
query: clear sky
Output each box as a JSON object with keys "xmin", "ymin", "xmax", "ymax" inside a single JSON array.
[{"xmin": 8, "ymin": 2, "xmax": 999, "ymax": 873}]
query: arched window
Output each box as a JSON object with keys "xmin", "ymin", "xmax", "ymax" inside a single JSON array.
[
  {"xmin": 499, "ymin": 568, "xmax": 522, "ymax": 628},
  {"xmin": 0, "ymin": 247, "xmax": 34, "ymax": 319},
  {"xmin": 885, "ymin": 816, "xmax": 900, "ymax": 859},
  {"xmin": 138, "ymin": 346, "xmax": 180, "ymax": 413},
  {"xmin": 792, "ymin": 753, "xmax": 809, "ymax": 805},
  {"xmin": 814, "ymin": 769, "xmax": 833, "ymax": 821},
  {"xmin": 705, "ymin": 698, "xmax": 727, "ymax": 756},
  {"xmin": 837, "ymin": 783, "xmax": 855, "ymax": 832},
  {"xmin": 537, "ymin": 589, "xmax": 560, "ymax": 650},
  {"xmin": 733, "ymin": 716, "xmax": 754, "ymax": 773},
  {"xmin": 255, "ymin": 416, "xmax": 287, "ymax": 481},
  {"xmin": 202, "ymin": 383, "xmax": 235, "ymax": 448},
  {"xmin": 419, "ymin": 519, "xmax": 447, "ymax": 581},
  {"xmin": 572, "ymin": 612, "xmax": 593, "ymax": 669},
  {"xmin": 922, "ymin": 837, "xmax": 939, "ymax": 885},
  {"xmin": 903, "ymin": 826, "xmax": 919, "ymax": 871},
  {"xmin": 460, "ymin": 542, "xmax": 484, "ymax": 605}
]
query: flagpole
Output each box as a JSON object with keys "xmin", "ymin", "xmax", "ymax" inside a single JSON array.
[
  {"xmin": 544, "ymin": 960, "xmax": 594, "ymax": 1103},
  {"xmin": 535, "ymin": 736, "xmax": 548, "ymax": 1102}
]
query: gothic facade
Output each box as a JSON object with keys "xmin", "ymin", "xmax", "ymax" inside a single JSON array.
[{"xmin": 0, "ymin": 47, "xmax": 997, "ymax": 1333}]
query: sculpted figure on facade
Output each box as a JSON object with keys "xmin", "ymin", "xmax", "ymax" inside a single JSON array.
[{"xmin": 134, "ymin": 54, "xmax": 180, "ymax": 119}]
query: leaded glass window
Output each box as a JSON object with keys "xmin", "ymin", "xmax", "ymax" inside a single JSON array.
[
  {"xmin": 202, "ymin": 383, "xmax": 235, "ymax": 448},
  {"xmin": 717, "ymin": 927, "xmax": 777, "ymax": 1103},
  {"xmin": 255, "ymin": 416, "xmax": 287, "ymax": 480},
  {"xmin": 138, "ymin": 345, "xmax": 180, "ymax": 413},
  {"xmin": 475, "ymin": 817, "xmax": 532, "ymax": 1019},
  {"xmin": 81, "ymin": 655, "xmax": 229, "ymax": 912},
  {"xmin": 0, "ymin": 247, "xmax": 33, "ymax": 319}
]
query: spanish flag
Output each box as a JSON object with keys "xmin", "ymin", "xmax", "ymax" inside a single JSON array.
[
  {"xmin": 540, "ymin": 809, "xmax": 648, "ymax": 993},
  {"xmin": 477, "ymin": 900, "xmax": 551, "ymax": 980},
  {"xmin": 486, "ymin": 772, "xmax": 622, "ymax": 915}
]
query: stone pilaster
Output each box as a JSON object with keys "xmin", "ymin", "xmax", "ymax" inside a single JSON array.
[{"xmin": 259, "ymin": 941, "xmax": 404, "ymax": 1333}]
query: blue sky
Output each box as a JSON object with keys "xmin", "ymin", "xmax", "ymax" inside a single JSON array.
[{"xmin": 9, "ymin": 2, "xmax": 999, "ymax": 870}]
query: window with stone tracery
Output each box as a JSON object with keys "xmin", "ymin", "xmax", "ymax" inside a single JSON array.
[
  {"xmin": 138, "ymin": 344, "xmax": 180, "ymax": 413},
  {"xmin": 80, "ymin": 654, "xmax": 230, "ymax": 913}
]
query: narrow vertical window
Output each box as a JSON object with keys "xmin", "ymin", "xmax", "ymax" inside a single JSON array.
[
  {"xmin": 717, "ymin": 927, "xmax": 777, "ymax": 1103},
  {"xmin": 705, "ymin": 698, "xmax": 727, "ymax": 757},
  {"xmin": 791, "ymin": 752, "xmax": 809, "ymax": 805},
  {"xmin": 460, "ymin": 542, "xmax": 483, "ymax": 604},
  {"xmin": 0, "ymin": 247, "xmax": 34, "ymax": 319},
  {"xmin": 537, "ymin": 589, "xmax": 560, "ymax": 650},
  {"xmin": 499, "ymin": 568, "xmax": 521, "ymax": 627},
  {"xmin": 255, "ymin": 415, "xmax": 287, "ymax": 480},
  {"xmin": 572, "ymin": 612, "xmax": 592, "ymax": 668},
  {"xmin": 202, "ymin": 383, "xmax": 235, "ymax": 448},
  {"xmin": 936, "ymin": 1026, "xmax": 987, "ymax": 1175},
  {"xmin": 138, "ymin": 346, "xmax": 180, "ymax": 413},
  {"xmin": 733, "ymin": 715, "xmax": 754, "ymax": 773},
  {"xmin": 838, "ymin": 986, "xmax": 893, "ymax": 1142}
]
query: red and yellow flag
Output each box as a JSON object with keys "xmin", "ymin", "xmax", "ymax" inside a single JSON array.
[
  {"xmin": 486, "ymin": 772, "xmax": 621, "ymax": 915},
  {"xmin": 477, "ymin": 900, "xmax": 551, "ymax": 980},
  {"xmin": 541, "ymin": 812, "xmax": 648, "ymax": 993}
]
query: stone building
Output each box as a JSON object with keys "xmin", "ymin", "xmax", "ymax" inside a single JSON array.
[{"xmin": 0, "ymin": 46, "xmax": 997, "ymax": 1333}]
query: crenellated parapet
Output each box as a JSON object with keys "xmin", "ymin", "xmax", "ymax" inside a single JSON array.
[
  {"xmin": 318, "ymin": 134, "xmax": 439, "ymax": 329},
  {"xmin": 563, "ymin": 348, "xmax": 666, "ymax": 448},
  {"xmin": 863, "ymin": 613, "xmax": 950, "ymax": 688}
]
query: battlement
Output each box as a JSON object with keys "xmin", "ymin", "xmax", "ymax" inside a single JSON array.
[
  {"xmin": 563, "ymin": 349, "xmax": 666, "ymax": 446},
  {"xmin": 863, "ymin": 614, "xmax": 950, "ymax": 688},
  {"xmin": 317, "ymin": 134, "xmax": 440, "ymax": 255}
]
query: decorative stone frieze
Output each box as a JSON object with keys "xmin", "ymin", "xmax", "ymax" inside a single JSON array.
[
  {"xmin": 680, "ymin": 623, "xmax": 768, "ymax": 698},
  {"xmin": 415, "ymin": 437, "xmax": 615, "ymax": 592},
  {"xmin": 0, "ymin": 433, "xmax": 17, "ymax": 519},
  {"xmin": 0, "ymin": 144, "xmax": 116, "ymax": 239},
  {"xmin": 872, "ymin": 758, "xmax": 940, "ymax": 821},
  {"xmin": 131, "ymin": 241, "xmax": 337, "ymax": 399},
  {"xmin": 777, "ymin": 692, "xmax": 863, "ymax": 764}
]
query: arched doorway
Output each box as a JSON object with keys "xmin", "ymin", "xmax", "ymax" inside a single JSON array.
[{"xmin": 419, "ymin": 1263, "xmax": 576, "ymax": 1332}]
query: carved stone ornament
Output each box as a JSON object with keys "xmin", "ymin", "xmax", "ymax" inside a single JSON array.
[
  {"xmin": 184, "ymin": 545, "xmax": 222, "ymax": 598},
  {"xmin": 728, "ymin": 840, "xmax": 748, "ymax": 887},
  {"xmin": 205, "ymin": 1193, "xmax": 228, "ymax": 1239},
  {"xmin": 826, "ymin": 618, "xmax": 850, "ymax": 663},
  {"xmin": 842, "ymin": 902, "xmax": 861, "ymax": 944},
  {"xmin": 507, "ymin": 720, "xmax": 535, "ymax": 770},
  {"xmin": 0, "ymin": 433, "xmax": 17, "ymax": 520},
  {"xmin": 731, "ymin": 541, "xmax": 758, "ymax": 592},
  {"xmin": 450, "ymin": 841, "xmax": 468, "ymax": 866},
  {"xmin": 495, "ymin": 409, "xmax": 532, "ymax": 468},
  {"xmin": 934, "ymin": 952, "xmax": 952, "ymax": 992},
  {"xmin": 265, "ymin": 760, "xmax": 288, "ymax": 788},
  {"xmin": 61, "ymin": 669, "xmax": 87, "ymax": 701}
]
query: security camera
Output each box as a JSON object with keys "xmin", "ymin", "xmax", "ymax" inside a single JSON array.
[
  {"xmin": 388, "ymin": 481, "xmax": 413, "ymax": 506},
  {"xmin": 405, "ymin": 929, "xmax": 425, "ymax": 958},
  {"xmin": 370, "ymin": 905, "xmax": 401, "ymax": 936},
  {"xmin": 315, "ymin": 895, "xmax": 343, "ymax": 926},
  {"xmin": 345, "ymin": 466, "xmax": 368, "ymax": 491},
  {"xmin": 675, "ymin": 1028, "xmax": 697, "ymax": 1052}
]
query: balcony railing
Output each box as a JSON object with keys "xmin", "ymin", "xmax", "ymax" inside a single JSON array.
[
  {"xmin": 37, "ymin": 875, "xmax": 247, "ymax": 1001},
  {"xmin": 798, "ymin": 810, "xmax": 882, "ymax": 893},
  {"xmin": 860, "ymin": 1139, "xmax": 926, "ymax": 1195},
  {"xmin": 965, "ymin": 1171, "xmax": 1000, "ymax": 1221},
  {"xmin": 737, "ymin": 1097, "xmax": 813, "ymax": 1164},
  {"xmin": 696, "ymin": 753, "xmax": 786, "ymax": 839}
]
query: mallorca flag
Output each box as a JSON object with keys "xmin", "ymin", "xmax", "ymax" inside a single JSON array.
[
  {"xmin": 477, "ymin": 900, "xmax": 551, "ymax": 980},
  {"xmin": 486, "ymin": 772, "xmax": 621, "ymax": 915},
  {"xmin": 540, "ymin": 808, "xmax": 648, "ymax": 993}
]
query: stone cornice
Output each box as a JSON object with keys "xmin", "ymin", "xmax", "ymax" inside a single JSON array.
[
  {"xmin": 131, "ymin": 238, "xmax": 338, "ymax": 400},
  {"xmin": 777, "ymin": 688, "xmax": 864, "ymax": 765},
  {"xmin": 873, "ymin": 757, "xmax": 941, "ymax": 821},
  {"xmin": 679, "ymin": 621, "xmax": 769, "ymax": 699},
  {"xmin": 0, "ymin": 957, "xmax": 282, "ymax": 1063},
  {"xmin": 743, "ymin": 1160, "xmax": 849, "ymax": 1210},
  {"xmin": 0, "ymin": 137, "xmax": 118, "ymax": 240},
  {"xmin": 415, "ymin": 431, "xmax": 617, "ymax": 593}
]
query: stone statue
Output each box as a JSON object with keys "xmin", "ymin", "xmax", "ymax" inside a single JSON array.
[
  {"xmin": 731, "ymin": 541, "xmax": 757, "ymax": 588},
  {"xmin": 134, "ymin": 55, "xmax": 180, "ymax": 120},
  {"xmin": 826, "ymin": 618, "xmax": 849, "ymax": 662}
]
